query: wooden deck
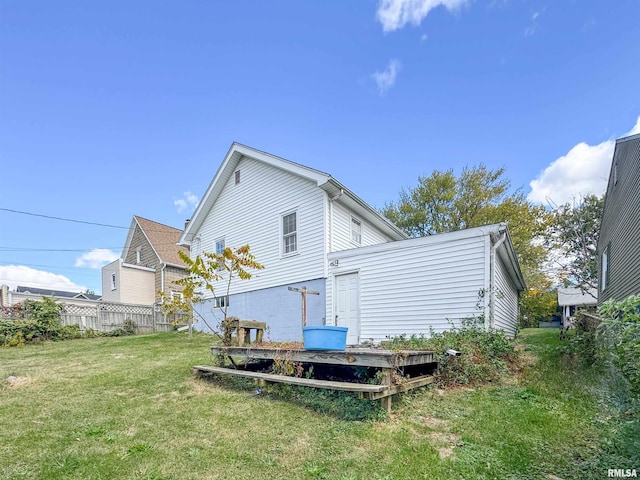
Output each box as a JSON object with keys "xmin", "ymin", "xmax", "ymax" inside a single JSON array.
[
  {"xmin": 210, "ymin": 345, "xmax": 435, "ymax": 368},
  {"xmin": 195, "ymin": 346, "xmax": 437, "ymax": 412}
]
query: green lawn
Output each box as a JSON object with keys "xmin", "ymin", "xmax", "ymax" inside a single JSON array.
[{"xmin": 0, "ymin": 329, "xmax": 635, "ymax": 479}]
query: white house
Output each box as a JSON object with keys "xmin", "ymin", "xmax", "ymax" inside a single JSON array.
[
  {"xmin": 179, "ymin": 143, "xmax": 526, "ymax": 343},
  {"xmin": 557, "ymin": 287, "xmax": 597, "ymax": 327}
]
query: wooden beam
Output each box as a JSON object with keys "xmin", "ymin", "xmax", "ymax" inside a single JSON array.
[
  {"xmin": 363, "ymin": 375, "xmax": 435, "ymax": 400},
  {"xmin": 210, "ymin": 346, "xmax": 435, "ymax": 368},
  {"xmin": 192, "ymin": 365, "xmax": 389, "ymax": 393}
]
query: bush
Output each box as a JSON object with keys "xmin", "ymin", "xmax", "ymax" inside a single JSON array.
[
  {"xmin": 0, "ymin": 298, "xmax": 82, "ymax": 347},
  {"xmin": 384, "ymin": 317, "xmax": 517, "ymax": 387},
  {"xmin": 599, "ymin": 294, "xmax": 640, "ymax": 398}
]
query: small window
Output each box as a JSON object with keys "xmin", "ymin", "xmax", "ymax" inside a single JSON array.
[
  {"xmin": 215, "ymin": 238, "xmax": 225, "ymax": 255},
  {"xmin": 136, "ymin": 247, "xmax": 142, "ymax": 264},
  {"xmin": 351, "ymin": 216, "xmax": 362, "ymax": 245},
  {"xmin": 111, "ymin": 273, "xmax": 117, "ymax": 291},
  {"xmin": 214, "ymin": 296, "xmax": 229, "ymax": 308},
  {"xmin": 171, "ymin": 291, "xmax": 183, "ymax": 301},
  {"xmin": 601, "ymin": 244, "xmax": 610, "ymax": 291},
  {"xmin": 235, "ymin": 170, "xmax": 241, "ymax": 185},
  {"xmin": 282, "ymin": 211, "xmax": 297, "ymax": 255}
]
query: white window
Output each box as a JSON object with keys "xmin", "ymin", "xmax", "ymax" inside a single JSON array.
[
  {"xmin": 215, "ymin": 296, "xmax": 229, "ymax": 308},
  {"xmin": 351, "ymin": 216, "xmax": 362, "ymax": 245},
  {"xmin": 171, "ymin": 291, "xmax": 183, "ymax": 301},
  {"xmin": 111, "ymin": 273, "xmax": 117, "ymax": 291},
  {"xmin": 601, "ymin": 244, "xmax": 609, "ymax": 291},
  {"xmin": 216, "ymin": 238, "xmax": 224, "ymax": 271},
  {"xmin": 235, "ymin": 170, "xmax": 241, "ymax": 185},
  {"xmin": 215, "ymin": 238, "xmax": 225, "ymax": 256},
  {"xmin": 282, "ymin": 211, "xmax": 297, "ymax": 255},
  {"xmin": 136, "ymin": 247, "xmax": 142, "ymax": 264}
]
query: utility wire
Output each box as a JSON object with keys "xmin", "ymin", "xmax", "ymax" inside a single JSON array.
[{"xmin": 0, "ymin": 208, "xmax": 129, "ymax": 229}]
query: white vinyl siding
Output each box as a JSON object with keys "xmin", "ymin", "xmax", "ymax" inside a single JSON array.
[
  {"xmin": 194, "ymin": 156, "xmax": 326, "ymax": 297},
  {"xmin": 330, "ymin": 202, "xmax": 392, "ymax": 252},
  {"xmin": 493, "ymin": 252, "xmax": 519, "ymax": 337},
  {"xmin": 326, "ymin": 233, "xmax": 488, "ymax": 343}
]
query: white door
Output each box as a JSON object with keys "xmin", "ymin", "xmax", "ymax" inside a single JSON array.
[{"xmin": 335, "ymin": 273, "xmax": 360, "ymax": 345}]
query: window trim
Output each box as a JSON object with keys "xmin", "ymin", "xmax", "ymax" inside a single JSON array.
[
  {"xmin": 601, "ymin": 244, "xmax": 610, "ymax": 291},
  {"xmin": 214, "ymin": 296, "xmax": 229, "ymax": 308},
  {"xmin": 110, "ymin": 273, "xmax": 117, "ymax": 291},
  {"xmin": 350, "ymin": 215, "xmax": 362, "ymax": 245},
  {"xmin": 136, "ymin": 247, "xmax": 142, "ymax": 264},
  {"xmin": 235, "ymin": 170, "xmax": 241, "ymax": 185},
  {"xmin": 281, "ymin": 209, "xmax": 298, "ymax": 257}
]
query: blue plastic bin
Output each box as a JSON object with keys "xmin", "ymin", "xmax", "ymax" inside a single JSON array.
[{"xmin": 302, "ymin": 326, "xmax": 348, "ymax": 351}]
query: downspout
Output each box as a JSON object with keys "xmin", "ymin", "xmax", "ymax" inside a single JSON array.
[
  {"xmin": 328, "ymin": 189, "xmax": 344, "ymax": 253},
  {"xmin": 161, "ymin": 263, "xmax": 166, "ymax": 303},
  {"xmin": 489, "ymin": 230, "xmax": 507, "ymax": 330}
]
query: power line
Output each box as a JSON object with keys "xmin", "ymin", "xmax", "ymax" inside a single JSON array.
[{"xmin": 0, "ymin": 208, "xmax": 129, "ymax": 229}]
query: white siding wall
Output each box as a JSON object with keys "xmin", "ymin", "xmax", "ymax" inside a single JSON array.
[
  {"xmin": 194, "ymin": 156, "xmax": 327, "ymax": 297},
  {"xmin": 326, "ymin": 234, "xmax": 488, "ymax": 343},
  {"xmin": 493, "ymin": 251, "xmax": 519, "ymax": 337},
  {"xmin": 330, "ymin": 202, "xmax": 392, "ymax": 252}
]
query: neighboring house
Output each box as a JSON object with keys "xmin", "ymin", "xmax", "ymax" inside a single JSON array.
[
  {"xmin": 179, "ymin": 143, "xmax": 526, "ymax": 343},
  {"xmin": 101, "ymin": 216, "xmax": 189, "ymax": 305},
  {"xmin": 0, "ymin": 284, "xmax": 101, "ymax": 309},
  {"xmin": 598, "ymin": 132, "xmax": 640, "ymax": 304},
  {"xmin": 557, "ymin": 287, "xmax": 597, "ymax": 327}
]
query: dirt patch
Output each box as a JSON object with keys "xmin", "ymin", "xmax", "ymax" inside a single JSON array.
[
  {"xmin": 428, "ymin": 431, "xmax": 461, "ymax": 459},
  {"xmin": 422, "ymin": 416, "xmax": 448, "ymax": 428},
  {"xmin": 5, "ymin": 376, "xmax": 33, "ymax": 388}
]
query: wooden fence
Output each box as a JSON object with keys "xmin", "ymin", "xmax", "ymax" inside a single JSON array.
[{"xmin": 60, "ymin": 302, "xmax": 175, "ymax": 333}]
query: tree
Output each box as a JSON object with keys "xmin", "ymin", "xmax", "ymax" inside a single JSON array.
[
  {"xmin": 382, "ymin": 164, "xmax": 551, "ymax": 280},
  {"xmin": 544, "ymin": 194, "xmax": 604, "ymax": 296},
  {"xmin": 160, "ymin": 245, "xmax": 264, "ymax": 342}
]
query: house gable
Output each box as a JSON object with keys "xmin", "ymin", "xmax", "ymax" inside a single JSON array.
[
  {"xmin": 180, "ymin": 143, "xmax": 406, "ymax": 247},
  {"xmin": 598, "ymin": 133, "xmax": 640, "ymax": 303}
]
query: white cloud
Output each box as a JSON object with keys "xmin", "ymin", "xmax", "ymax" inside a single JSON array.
[
  {"xmin": 528, "ymin": 116, "xmax": 640, "ymax": 206},
  {"xmin": 75, "ymin": 249, "xmax": 119, "ymax": 269},
  {"xmin": 376, "ymin": 0, "xmax": 469, "ymax": 32},
  {"xmin": 629, "ymin": 116, "xmax": 640, "ymax": 135},
  {"xmin": 174, "ymin": 191, "xmax": 199, "ymax": 214},
  {"xmin": 372, "ymin": 59, "xmax": 402, "ymax": 95},
  {"xmin": 524, "ymin": 9, "xmax": 543, "ymax": 36},
  {"xmin": 0, "ymin": 265, "xmax": 86, "ymax": 292}
]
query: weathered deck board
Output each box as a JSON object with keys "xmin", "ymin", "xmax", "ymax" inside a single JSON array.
[
  {"xmin": 192, "ymin": 365, "xmax": 388, "ymax": 393},
  {"xmin": 210, "ymin": 346, "xmax": 435, "ymax": 368},
  {"xmin": 363, "ymin": 374, "xmax": 435, "ymax": 400}
]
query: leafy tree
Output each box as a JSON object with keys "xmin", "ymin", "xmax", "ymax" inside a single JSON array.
[
  {"xmin": 518, "ymin": 273, "xmax": 558, "ymax": 327},
  {"xmin": 160, "ymin": 245, "xmax": 264, "ymax": 342},
  {"xmin": 544, "ymin": 194, "xmax": 604, "ymax": 295},
  {"xmin": 382, "ymin": 164, "xmax": 551, "ymax": 280}
]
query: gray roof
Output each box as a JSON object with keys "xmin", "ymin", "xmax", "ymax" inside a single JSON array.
[
  {"xmin": 557, "ymin": 287, "xmax": 597, "ymax": 306},
  {"xmin": 16, "ymin": 286, "xmax": 101, "ymax": 301}
]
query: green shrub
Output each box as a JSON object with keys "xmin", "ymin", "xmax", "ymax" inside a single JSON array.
[
  {"xmin": 385, "ymin": 317, "xmax": 517, "ymax": 387},
  {"xmin": 599, "ymin": 294, "xmax": 640, "ymax": 398},
  {"xmin": 0, "ymin": 298, "xmax": 82, "ymax": 347}
]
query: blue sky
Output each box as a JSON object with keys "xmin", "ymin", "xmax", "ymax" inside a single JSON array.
[{"xmin": 1, "ymin": 0, "xmax": 639, "ymax": 295}]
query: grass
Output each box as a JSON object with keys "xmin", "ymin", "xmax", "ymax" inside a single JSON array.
[{"xmin": 0, "ymin": 329, "xmax": 637, "ymax": 479}]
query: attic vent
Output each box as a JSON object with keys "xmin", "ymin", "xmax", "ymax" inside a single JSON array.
[{"xmin": 235, "ymin": 170, "xmax": 241, "ymax": 185}]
